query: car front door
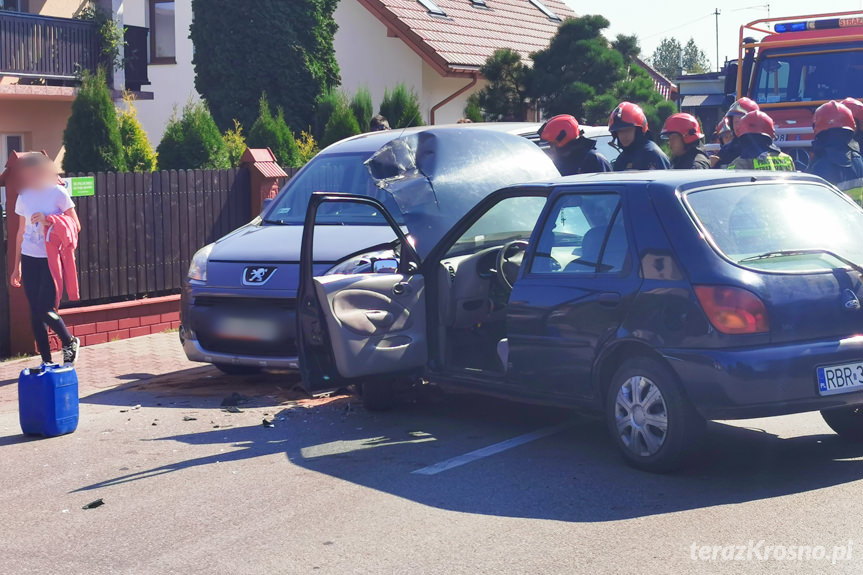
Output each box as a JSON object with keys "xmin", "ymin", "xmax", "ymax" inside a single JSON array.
[
  {"xmin": 506, "ymin": 188, "xmax": 642, "ymax": 400},
  {"xmin": 297, "ymin": 193, "xmax": 428, "ymax": 391}
]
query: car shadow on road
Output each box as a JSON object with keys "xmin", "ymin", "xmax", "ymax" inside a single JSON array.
[{"xmin": 70, "ymin": 392, "xmax": 863, "ymax": 523}]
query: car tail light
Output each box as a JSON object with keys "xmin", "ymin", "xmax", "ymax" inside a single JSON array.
[{"xmin": 694, "ymin": 286, "xmax": 770, "ymax": 335}]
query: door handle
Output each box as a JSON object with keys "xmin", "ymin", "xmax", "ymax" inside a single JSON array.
[
  {"xmin": 598, "ymin": 292, "xmax": 621, "ymax": 307},
  {"xmin": 392, "ymin": 282, "xmax": 409, "ymax": 296}
]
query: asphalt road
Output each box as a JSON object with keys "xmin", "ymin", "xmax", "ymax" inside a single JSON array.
[{"xmin": 1, "ymin": 368, "xmax": 862, "ymax": 575}]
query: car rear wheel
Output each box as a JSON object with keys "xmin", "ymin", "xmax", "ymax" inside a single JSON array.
[
  {"xmin": 606, "ymin": 357, "xmax": 705, "ymax": 473},
  {"xmin": 821, "ymin": 405, "xmax": 863, "ymax": 441},
  {"xmin": 214, "ymin": 364, "xmax": 263, "ymax": 376}
]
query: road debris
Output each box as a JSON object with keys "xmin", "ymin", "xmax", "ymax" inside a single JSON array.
[
  {"xmin": 222, "ymin": 406, "xmax": 242, "ymax": 414},
  {"xmin": 262, "ymin": 418, "xmax": 274, "ymax": 428},
  {"xmin": 82, "ymin": 499, "xmax": 104, "ymax": 510},
  {"xmin": 183, "ymin": 416, "xmax": 197, "ymax": 421},
  {"xmin": 220, "ymin": 393, "xmax": 251, "ymax": 407}
]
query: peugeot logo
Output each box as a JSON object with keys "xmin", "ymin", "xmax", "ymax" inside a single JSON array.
[
  {"xmin": 242, "ymin": 266, "xmax": 277, "ymax": 286},
  {"xmin": 843, "ymin": 289, "xmax": 861, "ymax": 311}
]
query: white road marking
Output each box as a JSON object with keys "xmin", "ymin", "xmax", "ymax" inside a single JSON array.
[{"xmin": 411, "ymin": 421, "xmax": 575, "ymax": 475}]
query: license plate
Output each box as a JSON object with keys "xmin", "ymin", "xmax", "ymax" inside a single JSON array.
[
  {"xmin": 215, "ymin": 317, "xmax": 279, "ymax": 341},
  {"xmin": 817, "ymin": 362, "xmax": 863, "ymax": 396}
]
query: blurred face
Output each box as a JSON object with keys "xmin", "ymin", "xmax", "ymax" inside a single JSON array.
[
  {"xmin": 667, "ymin": 133, "xmax": 686, "ymax": 157},
  {"xmin": 616, "ymin": 127, "xmax": 637, "ymax": 147},
  {"xmin": 21, "ymin": 161, "xmax": 57, "ymax": 190},
  {"xmin": 719, "ymin": 132, "xmax": 735, "ymax": 146}
]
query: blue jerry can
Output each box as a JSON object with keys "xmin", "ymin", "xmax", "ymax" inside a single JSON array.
[{"xmin": 18, "ymin": 364, "xmax": 79, "ymax": 437}]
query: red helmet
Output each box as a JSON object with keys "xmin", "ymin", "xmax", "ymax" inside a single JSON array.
[
  {"xmin": 813, "ymin": 101, "xmax": 856, "ymax": 136},
  {"xmin": 715, "ymin": 116, "xmax": 733, "ymax": 137},
  {"xmin": 735, "ymin": 110, "xmax": 775, "ymax": 139},
  {"xmin": 539, "ymin": 115, "xmax": 581, "ymax": 147},
  {"xmin": 726, "ymin": 97, "xmax": 760, "ymax": 118},
  {"xmin": 841, "ymin": 97, "xmax": 863, "ymax": 127},
  {"xmin": 661, "ymin": 113, "xmax": 704, "ymax": 144},
  {"xmin": 608, "ymin": 102, "xmax": 648, "ymax": 133}
]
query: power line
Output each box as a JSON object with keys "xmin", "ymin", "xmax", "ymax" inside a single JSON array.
[{"xmin": 641, "ymin": 12, "xmax": 715, "ymax": 40}]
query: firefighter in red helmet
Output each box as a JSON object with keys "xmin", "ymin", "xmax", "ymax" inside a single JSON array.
[
  {"xmin": 608, "ymin": 102, "xmax": 670, "ymax": 171},
  {"xmin": 661, "ymin": 113, "xmax": 710, "ymax": 169},
  {"xmin": 841, "ymin": 97, "xmax": 863, "ymax": 153},
  {"xmin": 711, "ymin": 117, "xmax": 735, "ymax": 168},
  {"xmin": 712, "ymin": 98, "xmax": 760, "ymax": 169},
  {"xmin": 727, "ymin": 111, "xmax": 795, "ymax": 171},
  {"xmin": 539, "ymin": 114, "xmax": 611, "ymax": 176},
  {"xmin": 806, "ymin": 101, "xmax": 863, "ymax": 200}
]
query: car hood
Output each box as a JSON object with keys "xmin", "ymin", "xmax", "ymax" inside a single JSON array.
[
  {"xmin": 210, "ymin": 222, "xmax": 399, "ymax": 263},
  {"xmin": 364, "ymin": 128, "xmax": 559, "ymax": 258}
]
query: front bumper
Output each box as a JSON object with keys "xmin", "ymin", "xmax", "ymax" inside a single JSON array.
[
  {"xmin": 181, "ymin": 329, "xmax": 299, "ymax": 369},
  {"xmin": 664, "ymin": 335, "xmax": 863, "ymax": 420}
]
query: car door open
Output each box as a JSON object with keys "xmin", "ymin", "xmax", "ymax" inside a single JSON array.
[{"xmin": 298, "ymin": 193, "xmax": 427, "ymax": 391}]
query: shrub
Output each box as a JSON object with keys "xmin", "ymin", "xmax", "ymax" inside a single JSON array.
[
  {"xmin": 322, "ymin": 101, "xmax": 361, "ymax": 148},
  {"xmin": 314, "ymin": 89, "xmax": 345, "ymax": 140},
  {"xmin": 247, "ymin": 93, "xmax": 299, "ymax": 167},
  {"xmin": 350, "ymin": 87, "xmax": 374, "ymax": 132},
  {"xmin": 464, "ymin": 93, "xmax": 484, "ymax": 123},
  {"xmin": 117, "ymin": 93, "xmax": 157, "ymax": 172},
  {"xmin": 62, "ymin": 68, "xmax": 126, "ymax": 173},
  {"xmin": 222, "ymin": 119, "xmax": 247, "ymax": 167},
  {"xmin": 296, "ymin": 129, "xmax": 319, "ymax": 165},
  {"xmin": 156, "ymin": 100, "xmax": 229, "ymax": 170},
  {"xmin": 379, "ymin": 83, "xmax": 423, "ymax": 128}
]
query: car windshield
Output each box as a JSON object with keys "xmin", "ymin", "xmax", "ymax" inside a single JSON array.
[
  {"xmin": 752, "ymin": 47, "xmax": 863, "ymax": 104},
  {"xmin": 263, "ymin": 153, "xmax": 405, "ymax": 225},
  {"xmin": 686, "ymin": 182, "xmax": 863, "ymax": 273}
]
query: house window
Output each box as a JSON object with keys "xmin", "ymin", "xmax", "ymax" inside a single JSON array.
[
  {"xmin": 148, "ymin": 0, "xmax": 176, "ymax": 64},
  {"xmin": 417, "ymin": 0, "xmax": 446, "ymax": 17},
  {"xmin": 0, "ymin": 0, "xmax": 27, "ymax": 11},
  {"xmin": 529, "ymin": 0, "xmax": 561, "ymax": 21},
  {"xmin": 0, "ymin": 134, "xmax": 23, "ymax": 214}
]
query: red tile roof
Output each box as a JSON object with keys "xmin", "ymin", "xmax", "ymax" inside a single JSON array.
[{"xmin": 357, "ymin": 0, "xmax": 575, "ymax": 75}]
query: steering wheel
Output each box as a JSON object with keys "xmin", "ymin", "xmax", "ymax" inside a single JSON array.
[{"xmin": 495, "ymin": 240, "xmax": 529, "ymax": 291}]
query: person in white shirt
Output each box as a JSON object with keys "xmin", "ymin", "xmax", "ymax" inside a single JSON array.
[{"xmin": 9, "ymin": 154, "xmax": 81, "ymax": 366}]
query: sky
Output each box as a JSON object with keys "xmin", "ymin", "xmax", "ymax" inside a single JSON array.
[{"xmin": 562, "ymin": 0, "xmax": 863, "ymax": 72}]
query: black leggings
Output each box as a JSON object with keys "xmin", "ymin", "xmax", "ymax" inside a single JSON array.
[{"xmin": 21, "ymin": 255, "xmax": 72, "ymax": 362}]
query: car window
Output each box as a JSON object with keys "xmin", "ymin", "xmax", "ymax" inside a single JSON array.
[
  {"xmin": 753, "ymin": 49, "xmax": 863, "ymax": 104},
  {"xmin": 686, "ymin": 182, "xmax": 863, "ymax": 272},
  {"xmin": 591, "ymin": 134, "xmax": 620, "ymax": 164},
  {"xmin": 531, "ymin": 193, "xmax": 629, "ymax": 274},
  {"xmin": 445, "ymin": 196, "xmax": 547, "ymax": 258},
  {"xmin": 264, "ymin": 153, "xmax": 405, "ymax": 225}
]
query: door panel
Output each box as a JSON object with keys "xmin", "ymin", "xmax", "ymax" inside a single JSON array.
[{"xmin": 315, "ymin": 273, "xmax": 427, "ymax": 379}]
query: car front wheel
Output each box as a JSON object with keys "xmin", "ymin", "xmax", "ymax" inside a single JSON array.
[
  {"xmin": 606, "ymin": 357, "xmax": 705, "ymax": 473},
  {"xmin": 821, "ymin": 405, "xmax": 863, "ymax": 441}
]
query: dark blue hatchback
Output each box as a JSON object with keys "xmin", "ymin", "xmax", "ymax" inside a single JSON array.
[{"xmin": 298, "ymin": 171, "xmax": 863, "ymax": 472}]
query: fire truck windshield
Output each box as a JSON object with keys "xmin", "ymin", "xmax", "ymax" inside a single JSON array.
[{"xmin": 752, "ymin": 46, "xmax": 863, "ymax": 104}]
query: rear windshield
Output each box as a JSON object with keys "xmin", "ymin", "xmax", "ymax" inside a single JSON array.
[
  {"xmin": 263, "ymin": 153, "xmax": 404, "ymax": 225},
  {"xmin": 686, "ymin": 182, "xmax": 863, "ymax": 273}
]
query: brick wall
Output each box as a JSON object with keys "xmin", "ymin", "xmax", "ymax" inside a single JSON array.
[{"xmin": 46, "ymin": 295, "xmax": 181, "ymax": 351}]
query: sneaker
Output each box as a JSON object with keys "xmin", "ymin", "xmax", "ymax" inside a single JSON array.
[{"xmin": 62, "ymin": 337, "xmax": 80, "ymax": 365}]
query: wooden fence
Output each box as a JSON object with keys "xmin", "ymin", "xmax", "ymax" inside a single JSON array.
[{"xmin": 71, "ymin": 168, "xmax": 251, "ymax": 304}]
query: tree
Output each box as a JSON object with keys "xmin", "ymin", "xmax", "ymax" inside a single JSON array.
[
  {"xmin": 322, "ymin": 102, "xmax": 361, "ymax": 148},
  {"xmin": 247, "ymin": 93, "xmax": 299, "ymax": 167},
  {"xmin": 611, "ymin": 34, "xmax": 641, "ymax": 78},
  {"xmin": 313, "ymin": 89, "xmax": 344, "ymax": 141},
  {"xmin": 529, "ymin": 16, "xmax": 625, "ymax": 119},
  {"xmin": 475, "ymin": 49, "xmax": 531, "ymax": 121},
  {"xmin": 350, "ymin": 88, "xmax": 374, "ymax": 133},
  {"xmin": 296, "ymin": 130, "xmax": 320, "ymax": 165},
  {"xmin": 650, "ymin": 37, "xmax": 683, "ymax": 80},
  {"xmin": 379, "ymin": 84, "xmax": 423, "ymax": 128},
  {"xmin": 222, "ymin": 120, "xmax": 247, "ymax": 167},
  {"xmin": 62, "ymin": 69, "xmax": 126, "ymax": 173},
  {"xmin": 682, "ymin": 38, "xmax": 710, "ymax": 74},
  {"xmin": 117, "ymin": 93, "xmax": 157, "ymax": 172},
  {"xmin": 190, "ymin": 0, "xmax": 340, "ymax": 133},
  {"xmin": 156, "ymin": 100, "xmax": 229, "ymax": 170}
]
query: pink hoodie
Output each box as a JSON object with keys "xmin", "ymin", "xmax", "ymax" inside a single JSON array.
[{"xmin": 45, "ymin": 213, "xmax": 80, "ymax": 309}]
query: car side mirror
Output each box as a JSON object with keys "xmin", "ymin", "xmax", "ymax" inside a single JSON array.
[
  {"xmin": 261, "ymin": 197, "xmax": 274, "ymax": 215},
  {"xmin": 372, "ymin": 258, "xmax": 399, "ymax": 274}
]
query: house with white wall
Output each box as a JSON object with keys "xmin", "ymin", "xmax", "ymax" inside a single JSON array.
[{"xmin": 0, "ymin": 0, "xmax": 572, "ymax": 167}]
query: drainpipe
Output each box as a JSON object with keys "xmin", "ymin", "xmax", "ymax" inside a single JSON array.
[{"xmin": 430, "ymin": 73, "xmax": 478, "ymax": 125}]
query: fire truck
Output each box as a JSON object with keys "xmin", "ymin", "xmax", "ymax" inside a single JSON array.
[{"xmin": 731, "ymin": 10, "xmax": 863, "ymax": 168}]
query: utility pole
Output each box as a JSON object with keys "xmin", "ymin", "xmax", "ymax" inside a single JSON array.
[{"xmin": 714, "ymin": 8, "xmax": 721, "ymax": 72}]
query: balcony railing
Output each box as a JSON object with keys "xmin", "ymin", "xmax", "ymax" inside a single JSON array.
[{"xmin": 0, "ymin": 11, "xmax": 98, "ymax": 80}]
